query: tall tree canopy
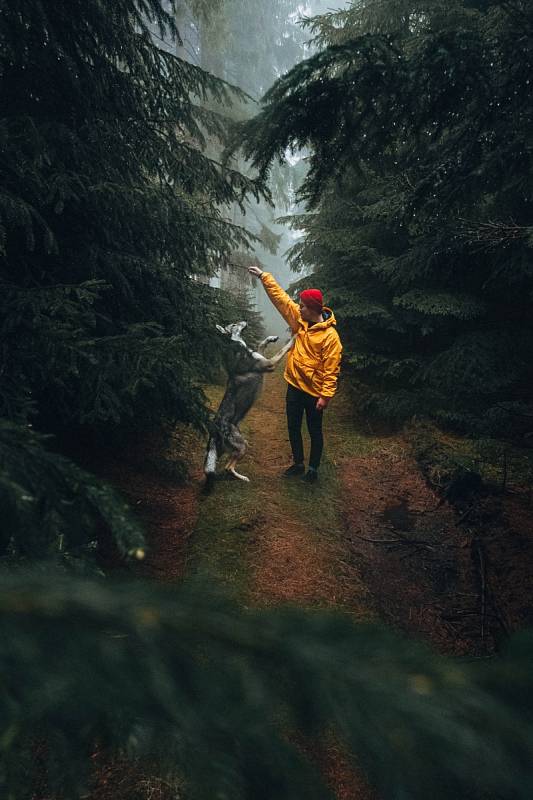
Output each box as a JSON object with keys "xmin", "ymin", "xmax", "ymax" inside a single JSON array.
[{"xmin": 239, "ymin": 0, "xmax": 533, "ymax": 437}]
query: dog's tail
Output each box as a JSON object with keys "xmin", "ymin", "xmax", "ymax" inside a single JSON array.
[{"xmin": 203, "ymin": 436, "xmax": 218, "ymax": 494}]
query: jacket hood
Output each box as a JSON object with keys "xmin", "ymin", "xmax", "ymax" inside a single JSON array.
[{"xmin": 304, "ymin": 307, "xmax": 336, "ymax": 329}]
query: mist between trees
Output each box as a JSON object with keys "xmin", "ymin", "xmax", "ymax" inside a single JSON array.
[{"xmin": 1, "ymin": 1, "xmax": 533, "ymax": 798}]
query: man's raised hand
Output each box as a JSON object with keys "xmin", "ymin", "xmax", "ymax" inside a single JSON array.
[{"xmin": 248, "ymin": 266, "xmax": 263, "ymax": 278}]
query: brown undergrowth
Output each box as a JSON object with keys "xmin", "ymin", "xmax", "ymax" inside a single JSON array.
[
  {"xmin": 338, "ymin": 436, "xmax": 533, "ymax": 657},
  {"xmin": 491, "ymin": 492, "xmax": 533, "ymax": 630},
  {"xmin": 339, "ymin": 447, "xmax": 476, "ymax": 655},
  {"xmin": 73, "ymin": 428, "xmax": 199, "ymax": 581}
]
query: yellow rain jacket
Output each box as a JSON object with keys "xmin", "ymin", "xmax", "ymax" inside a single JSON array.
[{"xmin": 260, "ymin": 272, "xmax": 342, "ymax": 399}]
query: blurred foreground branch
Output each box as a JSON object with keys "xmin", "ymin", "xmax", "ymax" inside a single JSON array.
[{"xmin": 2, "ymin": 572, "xmax": 533, "ymax": 799}]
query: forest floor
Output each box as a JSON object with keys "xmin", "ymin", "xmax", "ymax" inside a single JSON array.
[{"xmin": 87, "ymin": 369, "xmax": 533, "ymax": 800}]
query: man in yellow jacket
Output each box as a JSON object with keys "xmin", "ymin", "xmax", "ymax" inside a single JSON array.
[{"xmin": 248, "ymin": 266, "xmax": 342, "ymax": 483}]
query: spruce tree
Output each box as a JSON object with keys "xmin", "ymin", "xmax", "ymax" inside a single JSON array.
[
  {"xmin": 1, "ymin": 0, "xmax": 261, "ymax": 432},
  {"xmin": 0, "ymin": 0, "xmax": 263, "ymax": 565}
]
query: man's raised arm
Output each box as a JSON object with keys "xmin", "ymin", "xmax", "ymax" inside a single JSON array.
[{"xmin": 248, "ymin": 266, "xmax": 300, "ymax": 333}]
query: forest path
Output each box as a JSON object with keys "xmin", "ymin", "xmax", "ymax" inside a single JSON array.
[
  {"xmin": 109, "ymin": 368, "xmax": 475, "ymax": 800},
  {"xmin": 186, "ymin": 371, "xmax": 379, "ymax": 800},
  {"xmin": 183, "ymin": 367, "xmax": 513, "ymax": 798},
  {"xmin": 188, "ymin": 372, "xmax": 370, "ymax": 614}
]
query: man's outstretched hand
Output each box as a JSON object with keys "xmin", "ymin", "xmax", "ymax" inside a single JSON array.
[{"xmin": 248, "ymin": 266, "xmax": 263, "ymax": 278}]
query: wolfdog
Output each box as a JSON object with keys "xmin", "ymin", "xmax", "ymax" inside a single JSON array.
[{"xmin": 204, "ymin": 321, "xmax": 294, "ymax": 491}]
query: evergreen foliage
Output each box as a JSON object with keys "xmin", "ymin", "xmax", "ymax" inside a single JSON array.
[
  {"xmin": 3, "ymin": 571, "xmax": 533, "ymax": 800},
  {"xmin": 0, "ymin": 0, "xmax": 264, "ymax": 567},
  {"xmin": 3, "ymin": 5, "xmax": 533, "ymax": 798},
  {"xmin": 1, "ymin": 0, "xmax": 260, "ymax": 431},
  {"xmin": 238, "ymin": 0, "xmax": 533, "ymax": 438},
  {"xmin": 0, "ymin": 420, "xmax": 146, "ymax": 568}
]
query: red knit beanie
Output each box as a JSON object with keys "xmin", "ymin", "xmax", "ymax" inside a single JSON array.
[{"xmin": 300, "ymin": 289, "xmax": 323, "ymax": 314}]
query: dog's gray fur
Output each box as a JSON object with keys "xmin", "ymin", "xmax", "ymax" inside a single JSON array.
[{"xmin": 204, "ymin": 321, "xmax": 294, "ymax": 490}]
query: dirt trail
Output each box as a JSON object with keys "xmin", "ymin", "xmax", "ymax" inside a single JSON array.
[
  {"xmin": 182, "ymin": 370, "xmax": 531, "ymax": 797},
  {"xmin": 243, "ymin": 376, "xmax": 369, "ymax": 613},
  {"xmin": 181, "ymin": 373, "xmax": 376, "ymax": 799}
]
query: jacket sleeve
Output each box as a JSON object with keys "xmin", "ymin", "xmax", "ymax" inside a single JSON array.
[
  {"xmin": 260, "ymin": 272, "xmax": 301, "ymax": 333},
  {"xmin": 320, "ymin": 330, "xmax": 342, "ymax": 398}
]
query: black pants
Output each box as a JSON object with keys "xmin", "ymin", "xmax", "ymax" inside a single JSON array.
[{"xmin": 286, "ymin": 384, "xmax": 324, "ymax": 470}]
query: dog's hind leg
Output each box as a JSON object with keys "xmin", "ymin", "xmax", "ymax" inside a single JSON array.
[
  {"xmin": 205, "ymin": 436, "xmax": 218, "ymax": 474},
  {"xmin": 225, "ymin": 426, "xmax": 249, "ymax": 482},
  {"xmin": 227, "ymin": 463, "xmax": 250, "ymax": 482}
]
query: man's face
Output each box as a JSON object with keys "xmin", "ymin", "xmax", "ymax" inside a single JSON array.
[{"xmin": 299, "ymin": 301, "xmax": 318, "ymax": 322}]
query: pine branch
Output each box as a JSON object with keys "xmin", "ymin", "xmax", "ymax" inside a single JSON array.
[
  {"xmin": 459, "ymin": 219, "xmax": 533, "ymax": 248},
  {"xmin": 0, "ymin": 421, "xmax": 146, "ymax": 567},
  {"xmin": 236, "ymin": 0, "xmax": 533, "ymax": 433}
]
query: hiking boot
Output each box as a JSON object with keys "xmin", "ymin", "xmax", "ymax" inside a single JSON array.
[
  {"xmin": 282, "ymin": 463, "xmax": 305, "ymax": 477},
  {"xmin": 302, "ymin": 468, "xmax": 318, "ymax": 483}
]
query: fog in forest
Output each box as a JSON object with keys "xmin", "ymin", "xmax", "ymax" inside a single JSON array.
[
  {"xmin": 237, "ymin": 1, "xmax": 350, "ymax": 335},
  {"xmin": 156, "ymin": 1, "xmax": 350, "ymax": 334}
]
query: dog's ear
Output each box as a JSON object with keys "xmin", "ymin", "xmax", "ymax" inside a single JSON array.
[{"xmin": 216, "ymin": 324, "xmax": 228, "ymax": 335}]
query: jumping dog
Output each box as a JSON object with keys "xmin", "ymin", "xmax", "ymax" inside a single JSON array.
[{"xmin": 204, "ymin": 321, "xmax": 295, "ymax": 491}]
